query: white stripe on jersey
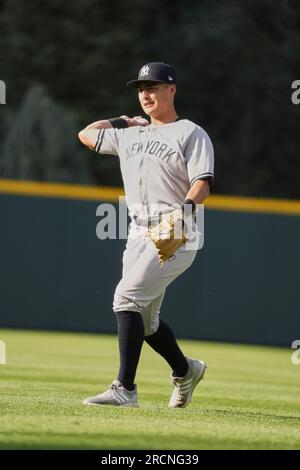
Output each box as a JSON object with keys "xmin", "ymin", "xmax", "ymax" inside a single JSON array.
[{"xmin": 95, "ymin": 129, "xmax": 105, "ymax": 153}]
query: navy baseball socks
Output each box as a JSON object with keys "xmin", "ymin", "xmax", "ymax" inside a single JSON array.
[
  {"xmin": 115, "ymin": 310, "xmax": 144, "ymax": 391},
  {"xmin": 145, "ymin": 319, "xmax": 189, "ymax": 377}
]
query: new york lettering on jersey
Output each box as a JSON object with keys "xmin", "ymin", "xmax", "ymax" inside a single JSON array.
[{"xmin": 125, "ymin": 140, "xmax": 176, "ymax": 163}]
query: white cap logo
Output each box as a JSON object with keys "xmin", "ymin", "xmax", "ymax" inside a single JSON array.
[{"xmin": 140, "ymin": 66, "xmax": 149, "ymax": 77}]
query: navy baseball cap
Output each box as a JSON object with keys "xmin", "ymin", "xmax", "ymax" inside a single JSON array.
[{"xmin": 126, "ymin": 62, "xmax": 176, "ymax": 87}]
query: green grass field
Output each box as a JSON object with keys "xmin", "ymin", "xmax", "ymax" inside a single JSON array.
[{"xmin": 0, "ymin": 329, "xmax": 299, "ymax": 450}]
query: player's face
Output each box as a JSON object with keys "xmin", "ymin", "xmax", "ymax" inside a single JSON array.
[{"xmin": 138, "ymin": 82, "xmax": 176, "ymax": 118}]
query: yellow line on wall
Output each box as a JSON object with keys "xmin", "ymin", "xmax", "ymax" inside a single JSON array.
[
  {"xmin": 206, "ymin": 194, "xmax": 300, "ymax": 215},
  {"xmin": 0, "ymin": 179, "xmax": 124, "ymax": 201},
  {"xmin": 0, "ymin": 179, "xmax": 300, "ymax": 216}
]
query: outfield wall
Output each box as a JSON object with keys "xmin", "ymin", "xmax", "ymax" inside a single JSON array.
[{"xmin": 0, "ymin": 179, "xmax": 299, "ymax": 346}]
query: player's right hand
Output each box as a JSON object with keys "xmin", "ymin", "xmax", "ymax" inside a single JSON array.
[{"xmin": 120, "ymin": 115, "xmax": 149, "ymax": 127}]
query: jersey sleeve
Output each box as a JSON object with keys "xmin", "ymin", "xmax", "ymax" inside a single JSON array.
[
  {"xmin": 94, "ymin": 128, "xmax": 123, "ymax": 156},
  {"xmin": 184, "ymin": 126, "xmax": 214, "ymax": 187}
]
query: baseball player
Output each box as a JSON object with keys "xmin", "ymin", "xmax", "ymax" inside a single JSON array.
[{"xmin": 78, "ymin": 62, "xmax": 214, "ymax": 408}]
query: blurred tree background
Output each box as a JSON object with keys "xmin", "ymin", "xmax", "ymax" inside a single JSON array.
[{"xmin": 0, "ymin": 0, "xmax": 299, "ymax": 197}]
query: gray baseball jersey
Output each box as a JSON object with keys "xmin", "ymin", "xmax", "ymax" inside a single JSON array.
[
  {"xmin": 95, "ymin": 119, "xmax": 214, "ymax": 218},
  {"xmin": 94, "ymin": 119, "xmax": 214, "ymax": 335}
]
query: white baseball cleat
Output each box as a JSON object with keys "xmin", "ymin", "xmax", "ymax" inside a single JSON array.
[
  {"xmin": 83, "ymin": 380, "xmax": 139, "ymax": 407},
  {"xmin": 168, "ymin": 358, "xmax": 207, "ymax": 408}
]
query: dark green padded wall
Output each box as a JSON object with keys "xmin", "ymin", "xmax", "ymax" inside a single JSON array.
[{"xmin": 0, "ymin": 194, "xmax": 299, "ymax": 346}]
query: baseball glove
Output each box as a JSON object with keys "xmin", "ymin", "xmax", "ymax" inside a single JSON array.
[{"xmin": 146, "ymin": 209, "xmax": 188, "ymax": 265}]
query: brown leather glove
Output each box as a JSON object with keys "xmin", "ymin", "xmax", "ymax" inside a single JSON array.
[{"xmin": 146, "ymin": 209, "xmax": 188, "ymax": 265}]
